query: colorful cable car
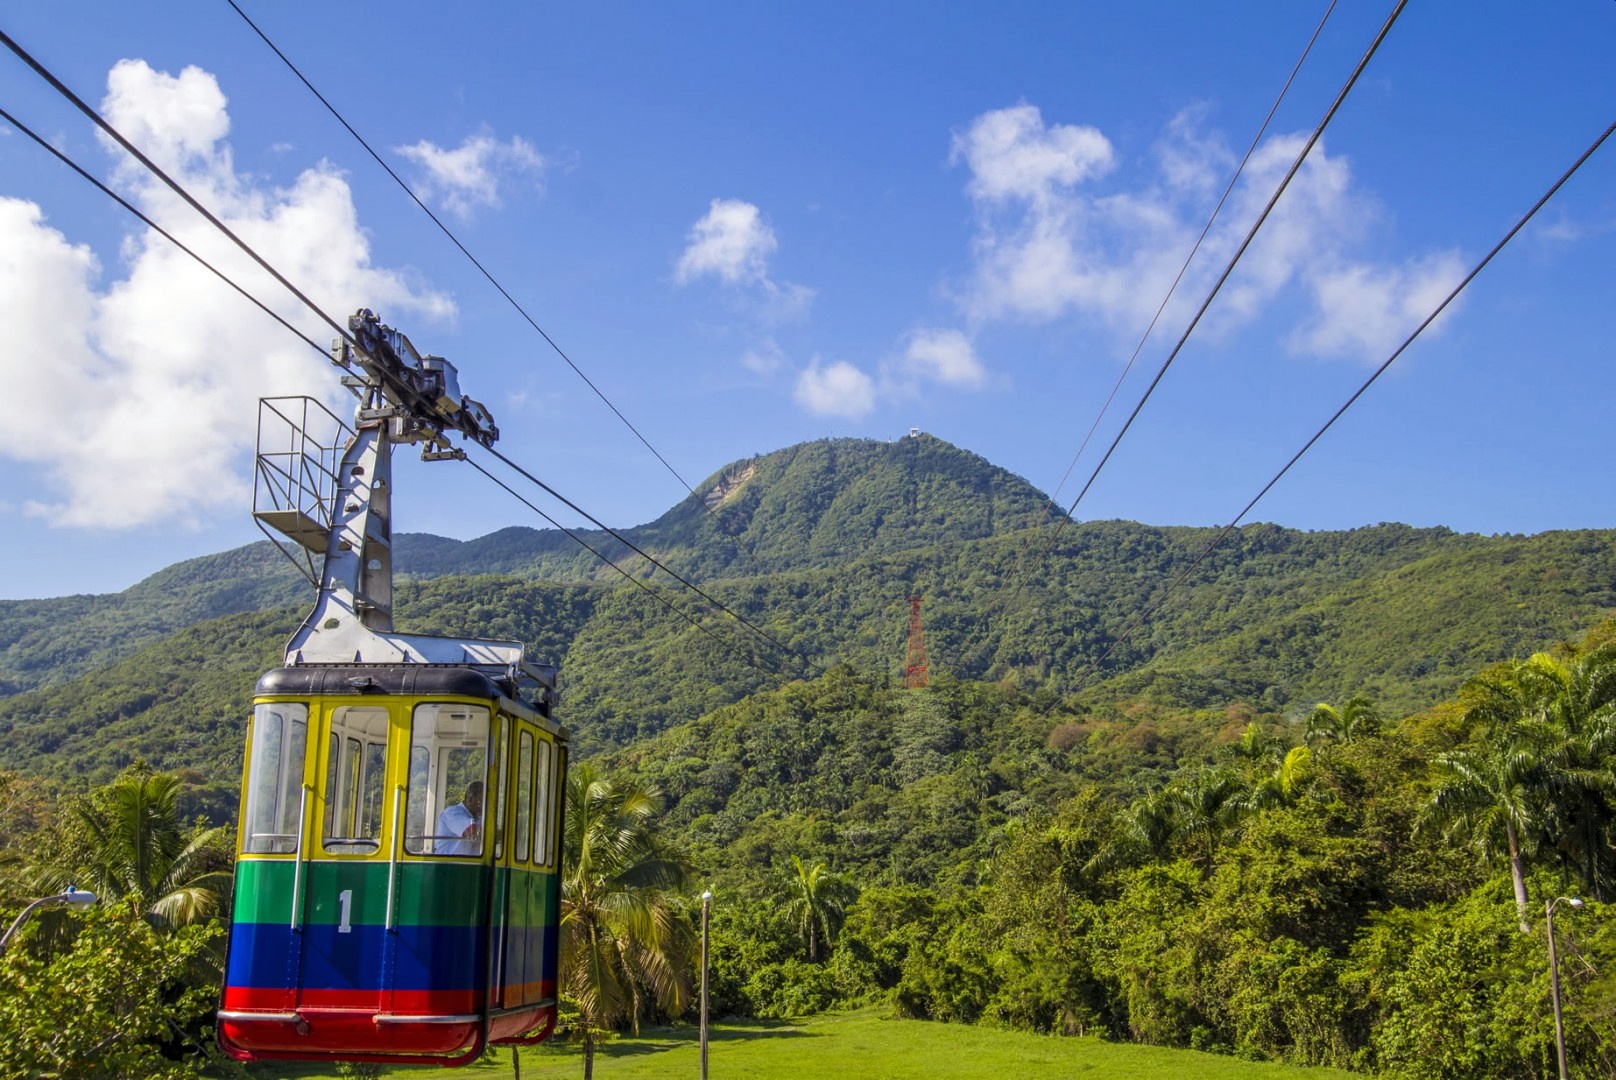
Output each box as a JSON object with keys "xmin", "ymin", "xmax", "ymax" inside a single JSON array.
[{"xmin": 218, "ymin": 312, "xmax": 568, "ymax": 1065}]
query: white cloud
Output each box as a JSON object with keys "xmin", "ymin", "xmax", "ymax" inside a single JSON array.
[
  {"xmin": 0, "ymin": 59, "xmax": 452, "ymax": 529},
  {"xmin": 674, "ymin": 197, "xmax": 816, "ymax": 322},
  {"xmin": 676, "ymin": 198, "xmax": 778, "ymax": 286},
  {"xmin": 953, "ymin": 103, "xmax": 1468, "ymax": 362},
  {"xmin": 740, "ymin": 339, "xmax": 786, "ymax": 374},
  {"xmin": 950, "ymin": 103, "xmax": 1114, "ymax": 206},
  {"xmin": 897, "ymin": 329, "xmax": 986, "ymax": 389},
  {"xmin": 794, "ymin": 359, "xmax": 875, "ymax": 419},
  {"xmin": 1290, "ymin": 252, "xmax": 1467, "ymax": 359},
  {"xmin": 395, "ymin": 131, "xmax": 546, "ymax": 220}
]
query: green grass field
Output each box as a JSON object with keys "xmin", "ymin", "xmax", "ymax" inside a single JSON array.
[{"xmin": 250, "ymin": 1009, "xmax": 1357, "ymax": 1080}]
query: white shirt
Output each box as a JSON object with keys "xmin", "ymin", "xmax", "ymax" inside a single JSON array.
[{"xmin": 436, "ymin": 801, "xmax": 480, "ymax": 855}]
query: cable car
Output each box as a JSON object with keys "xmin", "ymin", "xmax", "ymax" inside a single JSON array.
[{"xmin": 218, "ymin": 312, "xmax": 569, "ymax": 1065}]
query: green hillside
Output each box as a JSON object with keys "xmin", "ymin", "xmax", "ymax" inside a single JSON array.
[
  {"xmin": 6, "ymin": 434, "xmax": 1616, "ymax": 1078},
  {"xmin": 0, "ymin": 435, "xmax": 1054, "ymax": 695},
  {"xmin": 3, "ymin": 518, "xmax": 1612, "ymax": 785},
  {"xmin": 0, "ymin": 542, "xmax": 305, "ymax": 696},
  {"xmin": 2, "ymin": 433, "xmax": 1613, "ymax": 784}
]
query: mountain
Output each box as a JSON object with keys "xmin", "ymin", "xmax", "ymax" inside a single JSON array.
[
  {"xmin": 0, "ymin": 542, "xmax": 306, "ymax": 697},
  {"xmin": 2, "ymin": 433, "xmax": 1614, "ymax": 786},
  {"xmin": 391, "ymin": 434, "xmax": 1060, "ymax": 580},
  {"xmin": 0, "ymin": 434, "xmax": 1053, "ymax": 694}
]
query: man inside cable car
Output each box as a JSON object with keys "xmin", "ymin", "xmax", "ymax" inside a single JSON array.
[{"xmin": 436, "ymin": 781, "xmax": 483, "ymax": 855}]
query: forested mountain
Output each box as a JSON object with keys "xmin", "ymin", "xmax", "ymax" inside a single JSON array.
[
  {"xmin": 0, "ymin": 435, "xmax": 1053, "ymax": 695},
  {"xmin": 2, "ymin": 432, "xmax": 1613, "ymax": 784},
  {"xmin": 6, "ymin": 433, "xmax": 1616, "ymax": 1077}
]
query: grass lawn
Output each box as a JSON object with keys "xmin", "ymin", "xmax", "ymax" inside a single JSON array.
[{"xmin": 247, "ymin": 1008, "xmax": 1358, "ymax": 1080}]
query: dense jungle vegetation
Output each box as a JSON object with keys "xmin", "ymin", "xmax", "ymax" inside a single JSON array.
[{"xmin": 2, "ymin": 434, "xmax": 1614, "ymax": 1076}]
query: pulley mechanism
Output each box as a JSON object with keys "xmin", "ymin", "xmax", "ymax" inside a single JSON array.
[{"xmin": 250, "ymin": 311, "xmax": 546, "ymax": 692}]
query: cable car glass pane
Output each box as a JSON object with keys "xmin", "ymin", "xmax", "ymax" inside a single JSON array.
[
  {"xmin": 515, "ymin": 731, "xmax": 534, "ymax": 864},
  {"xmin": 324, "ymin": 706, "xmax": 389, "ymax": 854},
  {"xmin": 533, "ymin": 739, "xmax": 552, "ymax": 865},
  {"xmin": 492, "ymin": 720, "xmax": 508, "ymax": 859},
  {"xmin": 361, "ymin": 740, "xmax": 387, "ymax": 838},
  {"xmin": 321, "ymin": 732, "xmax": 341, "ymax": 838},
  {"xmin": 243, "ymin": 702, "xmax": 308, "ymax": 854},
  {"xmin": 406, "ymin": 703, "xmax": 490, "ymax": 856}
]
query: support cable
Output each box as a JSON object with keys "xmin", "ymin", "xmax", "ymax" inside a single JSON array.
[
  {"xmin": 1084, "ymin": 114, "xmax": 1616, "ymax": 679},
  {"xmin": 0, "ymin": 27, "xmax": 359, "ymax": 359},
  {"xmin": 1004, "ymin": 0, "xmax": 1340, "ymax": 597},
  {"xmin": 0, "ymin": 104, "xmax": 332, "ymax": 361},
  {"xmin": 225, "ymin": 0, "xmax": 773, "ymax": 578},
  {"xmin": 1008, "ymin": 0, "xmax": 1408, "ymax": 601}
]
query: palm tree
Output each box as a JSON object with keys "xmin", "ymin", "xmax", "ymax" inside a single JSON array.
[
  {"xmin": 1420, "ymin": 742, "xmax": 1547, "ymax": 933},
  {"xmin": 1245, "ymin": 745, "xmax": 1314, "ymax": 811},
  {"xmin": 1421, "ymin": 661, "xmax": 1564, "ymax": 932},
  {"xmin": 1305, "ymin": 695, "xmax": 1381, "ymax": 747},
  {"xmin": 1511, "ymin": 647, "xmax": 1616, "ymax": 900},
  {"xmin": 35, "ymin": 771, "xmax": 231, "ymax": 929},
  {"xmin": 782, "ymin": 855, "xmax": 855, "ymax": 962},
  {"xmin": 1170, "ymin": 770, "xmax": 1249, "ymax": 870},
  {"xmin": 560, "ymin": 764, "xmax": 692, "ymax": 1080},
  {"xmin": 1083, "ymin": 786, "xmax": 1178, "ymax": 878},
  {"xmin": 1229, "ymin": 721, "xmax": 1279, "ymax": 762}
]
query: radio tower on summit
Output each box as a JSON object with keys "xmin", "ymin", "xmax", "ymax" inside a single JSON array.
[{"xmin": 903, "ymin": 595, "xmax": 929, "ymax": 689}]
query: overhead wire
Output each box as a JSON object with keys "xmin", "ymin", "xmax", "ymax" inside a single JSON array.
[
  {"xmin": 1006, "ymin": 0, "xmax": 1409, "ymax": 602},
  {"xmin": 0, "ymin": 30, "xmax": 821, "ymax": 685},
  {"xmin": 1003, "ymin": 0, "xmax": 1340, "ymax": 599},
  {"xmin": 0, "ymin": 27, "xmax": 359, "ymax": 359},
  {"xmin": 0, "ymin": 102, "xmax": 331, "ymax": 360},
  {"xmin": 1082, "ymin": 112, "xmax": 1616, "ymax": 681},
  {"xmin": 223, "ymin": 0, "xmax": 774, "ymax": 579}
]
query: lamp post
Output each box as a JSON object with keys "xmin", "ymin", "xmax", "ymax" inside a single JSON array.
[
  {"xmin": 700, "ymin": 889, "xmax": 713, "ymax": 1080},
  {"xmin": 1546, "ymin": 895, "xmax": 1584, "ymax": 1080},
  {"xmin": 0, "ymin": 887, "xmax": 98, "ymax": 952}
]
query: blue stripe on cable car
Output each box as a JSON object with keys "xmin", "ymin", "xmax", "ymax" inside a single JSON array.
[{"xmin": 226, "ymin": 921, "xmax": 487, "ymax": 991}]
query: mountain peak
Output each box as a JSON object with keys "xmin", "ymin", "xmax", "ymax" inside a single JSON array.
[{"xmin": 640, "ymin": 433, "xmax": 1059, "ymax": 574}]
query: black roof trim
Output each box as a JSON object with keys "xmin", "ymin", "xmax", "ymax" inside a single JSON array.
[{"xmin": 256, "ymin": 665, "xmax": 504, "ymax": 700}]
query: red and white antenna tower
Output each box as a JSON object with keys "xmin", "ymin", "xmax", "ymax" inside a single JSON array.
[{"xmin": 903, "ymin": 595, "xmax": 929, "ymax": 689}]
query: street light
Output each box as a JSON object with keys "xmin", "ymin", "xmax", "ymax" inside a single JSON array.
[
  {"xmin": 0, "ymin": 886, "xmax": 98, "ymax": 952},
  {"xmin": 700, "ymin": 889, "xmax": 713, "ymax": 1080},
  {"xmin": 1546, "ymin": 895, "xmax": 1584, "ymax": 1080}
]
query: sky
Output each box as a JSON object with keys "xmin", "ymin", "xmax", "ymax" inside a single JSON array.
[{"xmin": 0, "ymin": 1, "xmax": 1612, "ymax": 600}]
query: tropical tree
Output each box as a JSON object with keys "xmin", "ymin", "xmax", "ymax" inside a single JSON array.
[
  {"xmin": 1087, "ymin": 786, "xmax": 1178, "ymax": 876},
  {"xmin": 560, "ymin": 764, "xmax": 692, "ymax": 1080},
  {"xmin": 1229, "ymin": 721, "xmax": 1280, "ymax": 761},
  {"xmin": 1245, "ymin": 745, "xmax": 1314, "ymax": 811},
  {"xmin": 34, "ymin": 770, "xmax": 231, "ymax": 929},
  {"xmin": 782, "ymin": 855, "xmax": 856, "ymax": 962},
  {"xmin": 1420, "ymin": 667, "xmax": 1560, "ymax": 934},
  {"xmin": 1305, "ymin": 695, "xmax": 1381, "ymax": 747},
  {"xmin": 1510, "ymin": 646, "xmax": 1616, "ymax": 900},
  {"xmin": 0, "ymin": 900, "xmax": 222, "ymax": 1080},
  {"xmin": 1170, "ymin": 770, "xmax": 1249, "ymax": 870}
]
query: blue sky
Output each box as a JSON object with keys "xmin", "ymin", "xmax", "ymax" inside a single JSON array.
[{"xmin": 1, "ymin": 1, "xmax": 1612, "ymax": 599}]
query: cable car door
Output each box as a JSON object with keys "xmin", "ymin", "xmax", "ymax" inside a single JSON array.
[{"xmin": 295, "ymin": 704, "xmax": 392, "ymax": 1017}]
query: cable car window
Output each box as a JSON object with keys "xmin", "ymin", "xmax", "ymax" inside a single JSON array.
[
  {"xmin": 243, "ymin": 702, "xmax": 308, "ymax": 854},
  {"xmin": 492, "ymin": 720, "xmax": 509, "ymax": 859},
  {"xmin": 514, "ymin": 731, "xmax": 534, "ymax": 864},
  {"xmin": 321, "ymin": 733, "xmax": 341, "ymax": 838},
  {"xmin": 533, "ymin": 739, "xmax": 553, "ymax": 866},
  {"xmin": 405, "ymin": 703, "xmax": 490, "ymax": 856},
  {"xmin": 323, "ymin": 706, "xmax": 389, "ymax": 854},
  {"xmin": 361, "ymin": 740, "xmax": 386, "ymax": 837}
]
